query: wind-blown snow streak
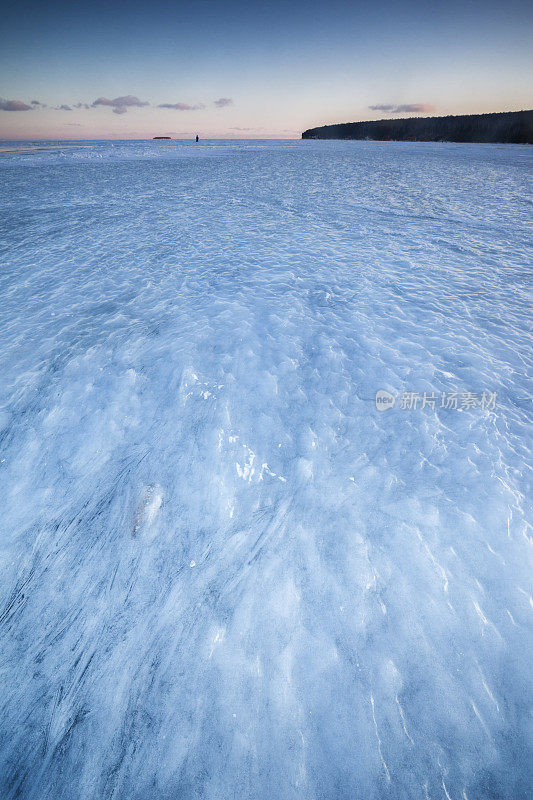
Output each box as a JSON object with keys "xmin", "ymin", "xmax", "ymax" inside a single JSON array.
[{"xmin": 0, "ymin": 139, "xmax": 531, "ymax": 799}]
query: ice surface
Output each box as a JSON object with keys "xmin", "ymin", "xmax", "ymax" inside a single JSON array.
[{"xmin": 0, "ymin": 139, "xmax": 531, "ymax": 799}]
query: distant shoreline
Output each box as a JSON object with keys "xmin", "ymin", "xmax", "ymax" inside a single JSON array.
[{"xmin": 302, "ymin": 110, "xmax": 533, "ymax": 144}]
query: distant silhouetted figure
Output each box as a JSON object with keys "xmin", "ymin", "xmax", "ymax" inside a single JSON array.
[{"xmin": 195, "ymin": 134, "xmax": 199, "ymax": 143}]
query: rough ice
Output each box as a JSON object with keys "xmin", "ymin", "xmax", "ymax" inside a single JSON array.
[{"xmin": 0, "ymin": 139, "xmax": 531, "ymax": 799}]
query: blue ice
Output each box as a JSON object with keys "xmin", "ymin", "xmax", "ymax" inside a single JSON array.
[{"xmin": 0, "ymin": 139, "xmax": 531, "ymax": 799}]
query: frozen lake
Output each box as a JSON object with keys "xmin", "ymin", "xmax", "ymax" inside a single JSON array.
[{"xmin": 0, "ymin": 139, "xmax": 531, "ymax": 799}]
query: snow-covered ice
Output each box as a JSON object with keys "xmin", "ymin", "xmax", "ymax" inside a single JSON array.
[{"xmin": 0, "ymin": 139, "xmax": 531, "ymax": 799}]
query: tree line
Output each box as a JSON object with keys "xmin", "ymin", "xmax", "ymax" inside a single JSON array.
[{"xmin": 302, "ymin": 110, "xmax": 533, "ymax": 144}]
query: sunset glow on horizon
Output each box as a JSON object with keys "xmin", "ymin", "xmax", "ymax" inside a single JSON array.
[{"xmin": 1, "ymin": 0, "xmax": 532, "ymax": 139}]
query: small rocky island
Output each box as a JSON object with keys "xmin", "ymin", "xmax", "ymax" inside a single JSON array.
[
  {"xmin": 153, "ymin": 136, "xmax": 171, "ymax": 140},
  {"xmin": 302, "ymin": 110, "xmax": 533, "ymax": 144}
]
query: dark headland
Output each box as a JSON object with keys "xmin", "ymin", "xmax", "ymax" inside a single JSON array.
[{"xmin": 302, "ymin": 110, "xmax": 533, "ymax": 144}]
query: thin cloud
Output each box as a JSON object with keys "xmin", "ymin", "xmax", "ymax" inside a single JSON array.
[
  {"xmin": 56, "ymin": 104, "xmax": 72, "ymax": 111},
  {"xmin": 214, "ymin": 97, "xmax": 233, "ymax": 108},
  {"xmin": 158, "ymin": 102, "xmax": 205, "ymax": 111},
  {"xmin": 232, "ymin": 126, "xmax": 299, "ymax": 133},
  {"xmin": 369, "ymin": 103, "xmax": 435, "ymax": 114},
  {"xmin": 74, "ymin": 102, "xmax": 90, "ymax": 110},
  {"xmin": 0, "ymin": 99, "xmax": 32, "ymax": 111},
  {"xmin": 394, "ymin": 103, "xmax": 435, "ymax": 114},
  {"xmin": 92, "ymin": 95, "xmax": 149, "ymax": 114}
]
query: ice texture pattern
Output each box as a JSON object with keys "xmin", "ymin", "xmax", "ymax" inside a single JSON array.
[{"xmin": 0, "ymin": 139, "xmax": 532, "ymax": 800}]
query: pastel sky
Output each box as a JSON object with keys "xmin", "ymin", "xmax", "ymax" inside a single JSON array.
[{"xmin": 0, "ymin": 0, "xmax": 532, "ymax": 139}]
